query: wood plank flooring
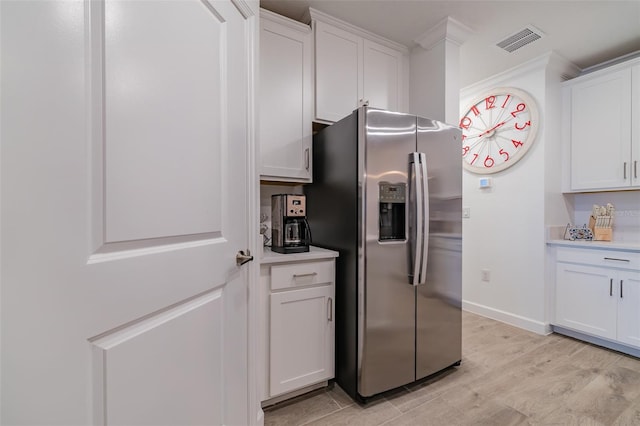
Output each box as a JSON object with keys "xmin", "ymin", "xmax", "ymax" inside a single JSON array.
[{"xmin": 263, "ymin": 311, "xmax": 640, "ymax": 425}]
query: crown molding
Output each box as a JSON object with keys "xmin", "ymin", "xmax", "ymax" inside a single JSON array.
[
  {"xmin": 260, "ymin": 8, "xmax": 311, "ymax": 33},
  {"xmin": 414, "ymin": 16, "xmax": 474, "ymax": 50},
  {"xmin": 460, "ymin": 51, "xmax": 579, "ymax": 96},
  {"xmin": 307, "ymin": 7, "xmax": 409, "ymax": 53}
]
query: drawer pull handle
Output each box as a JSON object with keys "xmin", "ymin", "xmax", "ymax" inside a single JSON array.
[
  {"xmin": 624, "ymin": 162, "xmax": 627, "ymax": 180},
  {"xmin": 610, "ymin": 278, "xmax": 613, "ymax": 296},
  {"xmin": 603, "ymin": 257, "xmax": 630, "ymax": 262},
  {"xmin": 293, "ymin": 272, "xmax": 318, "ymax": 278},
  {"xmin": 327, "ymin": 297, "xmax": 333, "ymax": 322}
]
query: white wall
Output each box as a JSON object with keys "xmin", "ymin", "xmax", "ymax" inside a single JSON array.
[
  {"xmin": 410, "ymin": 44, "xmax": 447, "ymax": 122},
  {"xmin": 409, "ymin": 16, "xmax": 471, "ymax": 124},
  {"xmin": 460, "ymin": 53, "xmax": 578, "ymax": 334}
]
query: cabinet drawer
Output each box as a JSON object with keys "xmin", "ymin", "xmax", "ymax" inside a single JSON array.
[
  {"xmin": 270, "ymin": 260, "xmax": 334, "ymax": 290},
  {"xmin": 556, "ymin": 247, "xmax": 640, "ymax": 270}
]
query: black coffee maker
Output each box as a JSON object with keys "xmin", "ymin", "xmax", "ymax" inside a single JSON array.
[{"xmin": 271, "ymin": 194, "xmax": 311, "ymax": 253}]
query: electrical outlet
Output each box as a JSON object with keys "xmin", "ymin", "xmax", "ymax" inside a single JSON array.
[{"xmin": 481, "ymin": 269, "xmax": 491, "ymax": 282}]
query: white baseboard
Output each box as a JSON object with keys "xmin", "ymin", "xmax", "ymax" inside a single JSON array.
[{"xmin": 463, "ymin": 300, "xmax": 551, "ymax": 335}]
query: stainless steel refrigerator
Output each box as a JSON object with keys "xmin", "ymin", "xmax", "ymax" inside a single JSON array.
[{"xmin": 305, "ymin": 107, "xmax": 462, "ymax": 402}]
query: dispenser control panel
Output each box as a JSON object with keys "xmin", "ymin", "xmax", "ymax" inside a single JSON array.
[
  {"xmin": 379, "ymin": 183, "xmax": 406, "ymax": 203},
  {"xmin": 285, "ymin": 195, "xmax": 306, "ymax": 217}
]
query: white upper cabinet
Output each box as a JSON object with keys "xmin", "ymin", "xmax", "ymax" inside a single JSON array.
[
  {"xmin": 310, "ymin": 8, "xmax": 408, "ymax": 123},
  {"xmin": 314, "ymin": 21, "xmax": 362, "ymax": 123},
  {"xmin": 362, "ymin": 39, "xmax": 403, "ymax": 113},
  {"xmin": 563, "ymin": 58, "xmax": 640, "ymax": 191},
  {"xmin": 260, "ymin": 9, "xmax": 313, "ymax": 182}
]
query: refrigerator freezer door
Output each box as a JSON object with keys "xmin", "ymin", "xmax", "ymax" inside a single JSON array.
[
  {"xmin": 358, "ymin": 108, "xmax": 417, "ymax": 397},
  {"xmin": 415, "ymin": 117, "xmax": 462, "ymax": 380}
]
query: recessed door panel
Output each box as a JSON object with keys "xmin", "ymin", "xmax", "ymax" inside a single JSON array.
[
  {"xmin": 104, "ymin": 0, "xmax": 224, "ymax": 243},
  {"xmin": 91, "ymin": 291, "xmax": 224, "ymax": 425}
]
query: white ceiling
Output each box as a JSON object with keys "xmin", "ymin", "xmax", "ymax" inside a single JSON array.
[{"xmin": 259, "ymin": 0, "xmax": 640, "ymax": 87}]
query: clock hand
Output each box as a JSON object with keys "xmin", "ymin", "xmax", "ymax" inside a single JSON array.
[{"xmin": 479, "ymin": 121, "xmax": 506, "ymax": 137}]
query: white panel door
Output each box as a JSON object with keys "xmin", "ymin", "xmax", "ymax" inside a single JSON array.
[
  {"xmin": 270, "ymin": 285, "xmax": 334, "ymax": 397},
  {"xmin": 570, "ymin": 68, "xmax": 632, "ymax": 190},
  {"xmin": 363, "ymin": 39, "xmax": 402, "ymax": 112},
  {"xmin": 314, "ymin": 20, "xmax": 362, "ymax": 122},
  {"xmin": 617, "ymin": 270, "xmax": 640, "ymax": 348},
  {"xmin": 632, "ymin": 64, "xmax": 640, "ymax": 188},
  {"xmin": 0, "ymin": 0, "xmax": 258, "ymax": 425},
  {"xmin": 555, "ymin": 263, "xmax": 617, "ymax": 340},
  {"xmin": 259, "ymin": 12, "xmax": 312, "ymax": 182}
]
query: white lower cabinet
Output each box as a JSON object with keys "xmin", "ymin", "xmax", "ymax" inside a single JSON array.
[
  {"xmin": 617, "ymin": 270, "xmax": 640, "ymax": 348},
  {"xmin": 270, "ymin": 284, "xmax": 334, "ymax": 396},
  {"xmin": 553, "ymin": 247, "xmax": 640, "ymax": 350},
  {"xmin": 260, "ymin": 249, "xmax": 337, "ymax": 402}
]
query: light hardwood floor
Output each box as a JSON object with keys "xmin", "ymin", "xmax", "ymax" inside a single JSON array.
[{"xmin": 263, "ymin": 311, "xmax": 640, "ymax": 425}]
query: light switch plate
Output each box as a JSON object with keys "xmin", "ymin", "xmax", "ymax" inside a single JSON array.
[{"xmin": 479, "ymin": 177, "xmax": 492, "ymax": 188}]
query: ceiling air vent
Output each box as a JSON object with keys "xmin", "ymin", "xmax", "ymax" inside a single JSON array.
[{"xmin": 496, "ymin": 26, "xmax": 544, "ymax": 53}]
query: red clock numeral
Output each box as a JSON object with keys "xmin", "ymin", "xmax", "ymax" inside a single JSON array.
[
  {"xmin": 470, "ymin": 105, "xmax": 480, "ymax": 116},
  {"xmin": 470, "ymin": 153, "xmax": 479, "ymax": 165},
  {"xmin": 484, "ymin": 155, "xmax": 495, "ymax": 168},
  {"xmin": 485, "ymin": 96, "xmax": 496, "ymax": 110},
  {"xmin": 515, "ymin": 120, "xmax": 531, "ymax": 130},
  {"xmin": 459, "ymin": 116, "xmax": 472, "ymax": 129},
  {"xmin": 501, "ymin": 94, "xmax": 511, "ymax": 108},
  {"xmin": 462, "ymin": 146, "xmax": 470, "ymax": 156},
  {"xmin": 512, "ymin": 139, "xmax": 523, "ymax": 148},
  {"xmin": 510, "ymin": 103, "xmax": 526, "ymax": 117},
  {"xmin": 499, "ymin": 149, "xmax": 510, "ymax": 161}
]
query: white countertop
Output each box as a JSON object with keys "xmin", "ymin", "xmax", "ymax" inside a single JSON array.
[
  {"xmin": 260, "ymin": 246, "xmax": 339, "ymax": 265},
  {"xmin": 547, "ymin": 239, "xmax": 640, "ymax": 252}
]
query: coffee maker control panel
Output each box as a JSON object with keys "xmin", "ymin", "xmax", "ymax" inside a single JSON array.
[{"xmin": 285, "ymin": 195, "xmax": 306, "ymax": 217}]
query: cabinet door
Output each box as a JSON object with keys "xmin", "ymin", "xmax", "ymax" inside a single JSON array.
[
  {"xmin": 632, "ymin": 65, "xmax": 640, "ymax": 188},
  {"xmin": 555, "ymin": 263, "xmax": 617, "ymax": 340},
  {"xmin": 617, "ymin": 270, "xmax": 640, "ymax": 348},
  {"xmin": 569, "ymin": 68, "xmax": 632, "ymax": 190},
  {"xmin": 269, "ymin": 285, "xmax": 334, "ymax": 397},
  {"xmin": 363, "ymin": 39, "xmax": 402, "ymax": 113},
  {"xmin": 314, "ymin": 20, "xmax": 362, "ymax": 122},
  {"xmin": 260, "ymin": 14, "xmax": 312, "ymax": 182}
]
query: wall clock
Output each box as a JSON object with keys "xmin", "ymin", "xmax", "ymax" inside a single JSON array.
[{"xmin": 459, "ymin": 87, "xmax": 539, "ymax": 174}]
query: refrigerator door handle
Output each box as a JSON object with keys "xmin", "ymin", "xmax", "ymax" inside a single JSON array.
[
  {"xmin": 409, "ymin": 152, "xmax": 429, "ymax": 285},
  {"xmin": 417, "ymin": 152, "xmax": 429, "ymax": 284}
]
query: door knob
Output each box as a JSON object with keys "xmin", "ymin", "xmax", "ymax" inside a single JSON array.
[{"xmin": 236, "ymin": 250, "xmax": 254, "ymax": 266}]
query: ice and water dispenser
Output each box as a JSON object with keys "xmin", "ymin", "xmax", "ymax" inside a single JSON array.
[{"xmin": 378, "ymin": 182, "xmax": 406, "ymax": 241}]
